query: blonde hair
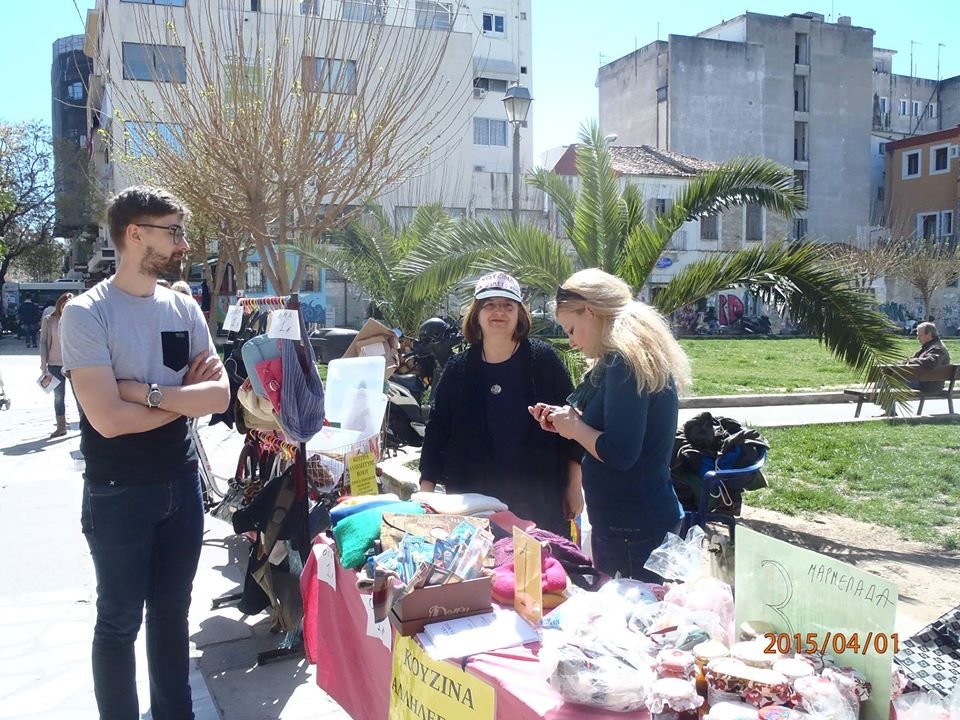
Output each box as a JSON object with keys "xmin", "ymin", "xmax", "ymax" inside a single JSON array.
[
  {"xmin": 556, "ymin": 268, "xmax": 692, "ymax": 395},
  {"xmin": 171, "ymin": 280, "xmax": 193, "ymax": 297},
  {"xmin": 53, "ymin": 292, "xmax": 74, "ymax": 318}
]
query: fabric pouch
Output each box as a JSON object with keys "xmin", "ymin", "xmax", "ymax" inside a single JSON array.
[{"xmin": 255, "ymin": 358, "xmax": 284, "ymax": 413}]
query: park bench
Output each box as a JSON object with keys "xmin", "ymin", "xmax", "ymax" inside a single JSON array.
[{"xmin": 843, "ymin": 364, "xmax": 959, "ymax": 418}]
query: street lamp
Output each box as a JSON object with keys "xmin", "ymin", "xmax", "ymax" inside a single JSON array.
[{"xmin": 502, "ymin": 84, "xmax": 532, "ymax": 224}]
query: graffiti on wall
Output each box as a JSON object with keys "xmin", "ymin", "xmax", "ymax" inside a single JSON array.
[{"xmin": 717, "ymin": 294, "xmax": 745, "ymax": 327}]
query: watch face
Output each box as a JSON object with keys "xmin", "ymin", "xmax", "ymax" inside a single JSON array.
[{"xmin": 148, "ymin": 387, "xmax": 163, "ymax": 407}]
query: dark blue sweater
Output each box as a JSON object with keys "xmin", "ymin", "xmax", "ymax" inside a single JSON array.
[{"xmin": 579, "ymin": 354, "xmax": 683, "ymax": 536}]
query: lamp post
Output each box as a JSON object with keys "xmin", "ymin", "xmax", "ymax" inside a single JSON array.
[{"xmin": 502, "ymin": 84, "xmax": 532, "ymax": 224}]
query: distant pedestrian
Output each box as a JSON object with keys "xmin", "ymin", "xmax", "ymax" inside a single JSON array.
[
  {"xmin": 60, "ymin": 186, "xmax": 230, "ymax": 719},
  {"xmin": 18, "ymin": 297, "xmax": 41, "ymax": 347},
  {"xmin": 171, "ymin": 280, "xmax": 193, "ymax": 297},
  {"xmin": 40, "ymin": 292, "xmax": 75, "ymax": 437}
]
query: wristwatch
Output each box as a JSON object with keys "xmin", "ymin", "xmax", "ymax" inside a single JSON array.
[{"xmin": 146, "ymin": 383, "xmax": 163, "ymax": 409}]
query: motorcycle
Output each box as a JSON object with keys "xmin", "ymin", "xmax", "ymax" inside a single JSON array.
[{"xmin": 385, "ymin": 316, "xmax": 464, "ymax": 450}]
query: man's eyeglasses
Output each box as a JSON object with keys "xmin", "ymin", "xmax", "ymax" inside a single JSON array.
[{"xmin": 137, "ymin": 223, "xmax": 188, "ymax": 243}]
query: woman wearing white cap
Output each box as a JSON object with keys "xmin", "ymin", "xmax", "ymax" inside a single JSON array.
[{"xmin": 419, "ymin": 271, "xmax": 583, "ymax": 537}]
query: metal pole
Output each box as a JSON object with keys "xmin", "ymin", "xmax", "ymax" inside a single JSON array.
[{"xmin": 511, "ymin": 122, "xmax": 521, "ymax": 224}]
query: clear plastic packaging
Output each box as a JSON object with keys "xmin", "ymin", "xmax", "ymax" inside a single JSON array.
[
  {"xmin": 792, "ymin": 675, "xmax": 858, "ymax": 720},
  {"xmin": 540, "ymin": 628, "xmax": 657, "ymax": 712},
  {"xmin": 646, "ymin": 677, "xmax": 703, "ymax": 714},
  {"xmin": 644, "ymin": 526, "xmax": 707, "ymax": 582}
]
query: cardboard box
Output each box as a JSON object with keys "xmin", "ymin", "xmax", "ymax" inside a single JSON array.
[
  {"xmin": 342, "ymin": 319, "xmax": 399, "ymax": 380},
  {"xmin": 388, "ymin": 574, "xmax": 493, "ymax": 637}
]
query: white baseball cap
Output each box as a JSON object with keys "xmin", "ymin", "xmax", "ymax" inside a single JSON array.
[{"xmin": 474, "ymin": 271, "xmax": 522, "ymax": 303}]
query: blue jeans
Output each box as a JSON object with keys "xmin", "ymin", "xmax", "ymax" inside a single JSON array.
[
  {"xmin": 81, "ymin": 471, "xmax": 204, "ymax": 720},
  {"xmin": 48, "ymin": 365, "xmax": 66, "ymax": 416},
  {"xmin": 23, "ymin": 322, "xmax": 38, "ymax": 347},
  {"xmin": 591, "ymin": 523, "xmax": 681, "ymax": 583}
]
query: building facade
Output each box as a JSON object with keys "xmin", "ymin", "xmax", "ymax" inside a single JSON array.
[
  {"xmin": 881, "ymin": 126, "xmax": 960, "ymax": 331},
  {"xmin": 548, "ymin": 144, "xmax": 789, "ymax": 315},
  {"xmin": 51, "ymin": 35, "xmax": 97, "ymax": 278},
  {"xmin": 81, "ymin": 0, "xmax": 538, "ymax": 312},
  {"xmin": 597, "ymin": 11, "xmax": 875, "ymax": 245}
]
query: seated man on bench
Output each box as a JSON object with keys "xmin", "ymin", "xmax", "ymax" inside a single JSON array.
[{"xmin": 883, "ymin": 321, "xmax": 951, "ymax": 416}]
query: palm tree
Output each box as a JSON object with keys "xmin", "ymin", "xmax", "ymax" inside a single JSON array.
[
  {"xmin": 295, "ymin": 204, "xmax": 458, "ymax": 332},
  {"xmin": 404, "ymin": 120, "xmax": 903, "ymax": 379}
]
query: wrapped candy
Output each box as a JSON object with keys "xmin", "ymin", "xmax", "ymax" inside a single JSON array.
[{"xmin": 822, "ymin": 666, "xmax": 871, "ymax": 703}]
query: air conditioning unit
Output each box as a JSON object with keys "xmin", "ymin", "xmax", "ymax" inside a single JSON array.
[{"xmin": 473, "ymin": 87, "xmax": 487, "ymax": 99}]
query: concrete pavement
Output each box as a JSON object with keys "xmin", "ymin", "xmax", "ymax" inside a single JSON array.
[{"xmin": 1, "ymin": 337, "xmax": 955, "ymax": 719}]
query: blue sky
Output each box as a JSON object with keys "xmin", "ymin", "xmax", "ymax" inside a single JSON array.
[{"xmin": 3, "ymin": 0, "xmax": 958, "ymax": 161}]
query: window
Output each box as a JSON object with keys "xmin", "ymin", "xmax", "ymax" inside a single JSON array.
[
  {"xmin": 899, "ymin": 99, "xmax": 908, "ymax": 116},
  {"xmin": 124, "ymin": 121, "xmax": 183, "ymax": 158},
  {"xmin": 656, "ymin": 86, "xmax": 667, "ymax": 102},
  {"xmin": 473, "ymin": 117, "xmax": 507, "ymax": 146},
  {"xmin": 912, "ymin": 100, "xmax": 921, "ymax": 117},
  {"xmin": 943, "ymin": 211, "xmax": 954, "ymax": 238},
  {"xmin": 245, "ymin": 263, "xmax": 264, "ymax": 292},
  {"xmin": 300, "ymin": 0, "xmax": 320, "ymax": 13},
  {"xmin": 918, "ymin": 213, "xmax": 939, "ymax": 240},
  {"xmin": 745, "ymin": 204, "xmax": 763, "ymax": 242},
  {"xmin": 302, "ymin": 264, "xmax": 316, "ymax": 292},
  {"xmin": 224, "ymin": 60, "xmax": 264, "ymax": 105},
  {"xmin": 931, "ymin": 145, "xmax": 950, "ymax": 174},
  {"xmin": 654, "ymin": 199, "xmax": 667, "ymax": 217},
  {"xmin": 873, "ymin": 59, "xmax": 885, "ymax": 73},
  {"xmin": 520, "ymin": 65, "xmax": 527, "ymax": 74},
  {"xmin": 307, "ymin": 57, "xmax": 357, "ymax": 94},
  {"xmin": 794, "ymin": 33, "xmax": 809, "ymax": 64},
  {"xmin": 879, "ymin": 96, "xmax": 888, "ymax": 114},
  {"xmin": 122, "ymin": 42, "xmax": 186, "ymax": 82},
  {"xmin": 903, "ymin": 150, "xmax": 921, "ymax": 178},
  {"xmin": 121, "ymin": 0, "xmax": 186, "ymax": 5},
  {"xmin": 793, "ymin": 218, "xmax": 808, "ymax": 240},
  {"xmin": 66, "ymin": 81, "xmax": 84, "ymax": 102},
  {"xmin": 929, "ymin": 103, "xmax": 939, "ymax": 119},
  {"xmin": 474, "ymin": 77, "xmax": 508, "ymax": 92},
  {"xmin": 794, "ymin": 169, "xmax": 807, "ymax": 195},
  {"xmin": 343, "ymin": 0, "xmax": 384, "ymax": 22},
  {"xmin": 878, "ymin": 142, "xmax": 886, "ymax": 156},
  {"xmin": 482, "ymin": 12, "xmax": 505, "ymax": 35},
  {"xmin": 316, "ymin": 131, "xmax": 357, "ymax": 165},
  {"xmin": 250, "ymin": 0, "xmax": 259, "ymax": 10},
  {"xmin": 415, "ymin": 0, "xmax": 451, "ymax": 30},
  {"xmin": 700, "ymin": 214, "xmax": 719, "ymax": 241},
  {"xmin": 794, "ymin": 76, "xmax": 807, "ymax": 112},
  {"xmin": 793, "ymin": 121, "xmax": 807, "ymax": 161}
]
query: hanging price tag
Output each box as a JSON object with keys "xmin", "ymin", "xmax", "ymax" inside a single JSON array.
[
  {"xmin": 347, "ymin": 452, "xmax": 378, "ymax": 496},
  {"xmin": 222, "ymin": 305, "xmax": 243, "ymax": 332},
  {"xmin": 267, "ymin": 309, "xmax": 301, "ymax": 340}
]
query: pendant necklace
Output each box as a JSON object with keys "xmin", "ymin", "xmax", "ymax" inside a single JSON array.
[{"xmin": 483, "ymin": 342, "xmax": 519, "ymax": 395}]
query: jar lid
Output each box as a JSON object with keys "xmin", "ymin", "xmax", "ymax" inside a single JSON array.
[
  {"xmin": 694, "ymin": 639, "xmax": 731, "ymax": 662},
  {"xmin": 773, "ymin": 658, "xmax": 815, "ymax": 680}
]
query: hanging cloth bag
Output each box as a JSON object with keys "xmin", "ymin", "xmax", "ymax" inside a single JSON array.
[{"xmin": 278, "ymin": 309, "xmax": 325, "ymax": 443}]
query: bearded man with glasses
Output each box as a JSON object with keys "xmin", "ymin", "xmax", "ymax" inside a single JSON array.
[{"xmin": 60, "ymin": 186, "xmax": 230, "ymax": 719}]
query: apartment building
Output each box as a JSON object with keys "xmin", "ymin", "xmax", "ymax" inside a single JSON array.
[
  {"xmin": 869, "ymin": 49, "xmax": 960, "ymax": 226},
  {"xmin": 51, "ymin": 34, "xmax": 97, "ymax": 271},
  {"xmin": 81, "ymin": 0, "xmax": 536, "ymax": 302},
  {"xmin": 597, "ymin": 11, "xmax": 874, "ymax": 245}
]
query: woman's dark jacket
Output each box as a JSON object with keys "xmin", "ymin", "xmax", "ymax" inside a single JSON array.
[{"xmin": 419, "ymin": 338, "xmax": 580, "ymax": 536}]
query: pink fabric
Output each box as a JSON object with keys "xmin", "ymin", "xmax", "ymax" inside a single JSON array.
[
  {"xmin": 254, "ymin": 358, "xmax": 284, "ymax": 413},
  {"xmin": 492, "ymin": 556, "xmax": 568, "ymax": 601},
  {"xmin": 301, "ymin": 535, "xmax": 650, "ymax": 720}
]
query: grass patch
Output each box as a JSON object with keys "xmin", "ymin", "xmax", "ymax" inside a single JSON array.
[
  {"xmin": 680, "ymin": 338, "xmax": 960, "ymax": 396},
  {"xmin": 752, "ymin": 420, "xmax": 960, "ymax": 547}
]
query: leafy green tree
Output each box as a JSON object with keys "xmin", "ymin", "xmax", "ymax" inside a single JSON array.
[
  {"xmin": 404, "ymin": 121, "xmax": 902, "ymax": 377},
  {"xmin": 296, "ymin": 205, "xmax": 459, "ymax": 332}
]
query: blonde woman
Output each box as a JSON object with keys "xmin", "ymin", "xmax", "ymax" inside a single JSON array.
[
  {"xmin": 530, "ymin": 268, "xmax": 692, "ymax": 580},
  {"xmin": 170, "ymin": 280, "xmax": 193, "ymax": 297},
  {"xmin": 40, "ymin": 292, "xmax": 75, "ymax": 437}
]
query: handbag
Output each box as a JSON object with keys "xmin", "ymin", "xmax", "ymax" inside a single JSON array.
[
  {"xmin": 241, "ymin": 334, "xmax": 282, "ymax": 398},
  {"xmin": 278, "ymin": 310, "xmax": 325, "ymax": 443},
  {"xmin": 255, "ymin": 357, "xmax": 284, "ymax": 414},
  {"xmin": 237, "ymin": 377, "xmax": 282, "ymax": 430}
]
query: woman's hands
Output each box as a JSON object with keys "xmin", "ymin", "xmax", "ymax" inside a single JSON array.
[
  {"xmin": 528, "ymin": 402, "xmax": 561, "ymax": 432},
  {"xmin": 529, "ymin": 403, "xmax": 583, "ymax": 439}
]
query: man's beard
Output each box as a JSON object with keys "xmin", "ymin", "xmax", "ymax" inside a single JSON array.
[{"xmin": 141, "ymin": 247, "xmax": 184, "ymax": 278}]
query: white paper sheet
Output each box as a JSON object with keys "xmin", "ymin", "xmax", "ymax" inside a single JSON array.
[
  {"xmin": 311, "ymin": 543, "xmax": 336, "ymax": 590},
  {"xmin": 421, "ymin": 606, "xmax": 539, "ymax": 660}
]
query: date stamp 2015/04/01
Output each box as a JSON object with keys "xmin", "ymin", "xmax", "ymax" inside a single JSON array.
[{"xmin": 764, "ymin": 632, "xmax": 899, "ymax": 656}]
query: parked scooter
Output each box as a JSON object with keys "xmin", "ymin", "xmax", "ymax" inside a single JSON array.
[{"xmin": 385, "ymin": 317, "xmax": 463, "ymax": 450}]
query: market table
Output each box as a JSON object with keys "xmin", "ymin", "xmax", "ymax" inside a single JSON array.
[{"xmin": 301, "ymin": 535, "xmax": 651, "ymax": 720}]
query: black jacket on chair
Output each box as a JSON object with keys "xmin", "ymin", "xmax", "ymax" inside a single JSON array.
[{"xmin": 419, "ymin": 338, "xmax": 580, "ymax": 537}]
